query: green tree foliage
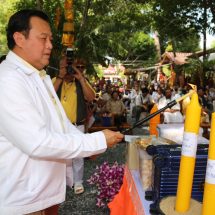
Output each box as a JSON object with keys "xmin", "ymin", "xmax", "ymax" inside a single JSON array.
[
  {"xmin": 73, "ymin": 0, "xmax": 157, "ymax": 68},
  {"xmin": 211, "ymin": 40, "xmax": 215, "ymax": 48},
  {"xmin": 140, "ymin": 0, "xmax": 214, "ymax": 52},
  {"xmin": 2, "ymin": 0, "xmax": 214, "ymax": 81},
  {"xmin": 0, "ymin": 0, "xmax": 19, "ymax": 56},
  {"xmin": 12, "ymin": 0, "xmax": 157, "ymax": 72},
  {"xmin": 174, "ymin": 32, "xmax": 200, "ymax": 52},
  {"xmin": 137, "ymin": 0, "xmax": 215, "ymax": 86}
]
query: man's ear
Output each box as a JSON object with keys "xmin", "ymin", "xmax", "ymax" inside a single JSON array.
[{"xmin": 13, "ymin": 32, "xmax": 25, "ymax": 48}]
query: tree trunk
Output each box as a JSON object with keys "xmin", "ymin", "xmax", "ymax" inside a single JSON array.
[
  {"xmin": 172, "ymin": 39, "xmax": 176, "ymax": 57},
  {"xmin": 203, "ymin": 0, "xmax": 207, "ymax": 62},
  {"xmin": 207, "ymin": 0, "xmax": 215, "ymax": 28},
  {"xmin": 154, "ymin": 31, "xmax": 161, "ymax": 61},
  {"xmin": 36, "ymin": 0, "xmax": 44, "ymax": 10},
  {"xmin": 80, "ymin": 0, "xmax": 92, "ymax": 30},
  {"xmin": 202, "ymin": 0, "xmax": 208, "ymax": 87},
  {"xmin": 154, "ymin": 31, "xmax": 161, "ymax": 83}
]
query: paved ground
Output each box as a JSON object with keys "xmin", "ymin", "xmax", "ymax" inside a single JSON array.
[
  {"xmin": 59, "ymin": 119, "xmax": 150, "ymax": 215},
  {"xmin": 58, "ymin": 143, "xmax": 126, "ymax": 215}
]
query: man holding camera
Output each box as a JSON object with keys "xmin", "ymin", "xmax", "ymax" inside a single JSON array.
[{"xmin": 53, "ymin": 56, "xmax": 94, "ymax": 194}]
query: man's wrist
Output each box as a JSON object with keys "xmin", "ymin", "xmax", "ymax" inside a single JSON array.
[{"xmin": 79, "ymin": 77, "xmax": 86, "ymax": 83}]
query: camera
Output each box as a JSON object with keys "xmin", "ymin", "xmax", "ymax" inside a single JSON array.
[{"xmin": 66, "ymin": 47, "xmax": 75, "ymax": 75}]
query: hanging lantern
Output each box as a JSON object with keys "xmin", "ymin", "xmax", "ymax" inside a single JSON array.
[
  {"xmin": 62, "ymin": 22, "xmax": 74, "ymax": 47},
  {"xmin": 54, "ymin": 7, "xmax": 61, "ymax": 29},
  {"xmin": 64, "ymin": 0, "xmax": 74, "ymax": 21}
]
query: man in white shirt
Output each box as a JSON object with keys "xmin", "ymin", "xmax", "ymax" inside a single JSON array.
[
  {"xmin": 158, "ymin": 88, "xmax": 183, "ymax": 123},
  {"xmin": 128, "ymin": 84, "xmax": 139, "ymax": 117},
  {"xmin": 0, "ymin": 9, "xmax": 123, "ymax": 215},
  {"xmin": 133, "ymin": 87, "xmax": 154, "ymax": 123}
]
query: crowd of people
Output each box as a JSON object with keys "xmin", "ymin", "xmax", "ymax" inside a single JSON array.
[{"xmin": 87, "ymin": 77, "xmax": 215, "ymax": 128}]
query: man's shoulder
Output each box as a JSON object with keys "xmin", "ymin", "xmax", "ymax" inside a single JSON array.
[{"xmin": 0, "ymin": 61, "xmax": 23, "ymax": 80}]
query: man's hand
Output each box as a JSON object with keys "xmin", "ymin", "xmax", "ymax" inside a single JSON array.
[
  {"xmin": 72, "ymin": 65, "xmax": 85, "ymax": 82},
  {"xmin": 58, "ymin": 57, "xmax": 67, "ymax": 79},
  {"xmin": 102, "ymin": 129, "xmax": 124, "ymax": 148}
]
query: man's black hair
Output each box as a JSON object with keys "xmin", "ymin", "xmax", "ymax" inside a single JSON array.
[{"xmin": 6, "ymin": 9, "xmax": 50, "ymax": 50}]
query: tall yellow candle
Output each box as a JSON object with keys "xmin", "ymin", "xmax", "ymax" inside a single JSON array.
[
  {"xmin": 175, "ymin": 92, "xmax": 201, "ymax": 212},
  {"xmin": 149, "ymin": 104, "xmax": 160, "ymax": 137},
  {"xmin": 202, "ymin": 113, "xmax": 215, "ymax": 215}
]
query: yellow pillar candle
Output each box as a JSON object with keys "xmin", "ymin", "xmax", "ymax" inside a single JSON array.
[
  {"xmin": 175, "ymin": 92, "xmax": 201, "ymax": 212},
  {"xmin": 149, "ymin": 104, "xmax": 160, "ymax": 137},
  {"xmin": 202, "ymin": 113, "xmax": 215, "ymax": 215},
  {"xmin": 62, "ymin": 0, "xmax": 75, "ymax": 47}
]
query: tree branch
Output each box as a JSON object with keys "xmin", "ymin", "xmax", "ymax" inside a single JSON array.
[
  {"xmin": 36, "ymin": 0, "xmax": 44, "ymax": 10},
  {"xmin": 80, "ymin": 0, "xmax": 92, "ymax": 31}
]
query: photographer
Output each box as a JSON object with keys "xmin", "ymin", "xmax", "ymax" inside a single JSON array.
[{"xmin": 53, "ymin": 56, "xmax": 95, "ymax": 194}]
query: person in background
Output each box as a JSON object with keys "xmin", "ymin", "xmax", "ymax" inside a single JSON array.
[
  {"xmin": 99, "ymin": 77, "xmax": 106, "ymax": 89},
  {"xmin": 102, "ymin": 85, "xmax": 112, "ymax": 102},
  {"xmin": 133, "ymin": 87, "xmax": 154, "ymax": 123},
  {"xmin": 0, "ymin": 9, "xmax": 123, "ymax": 214},
  {"xmin": 151, "ymin": 86, "xmax": 164, "ymax": 104},
  {"xmin": 105, "ymin": 91, "xmax": 126, "ymax": 130},
  {"xmin": 198, "ymin": 87, "xmax": 211, "ymax": 123},
  {"xmin": 158, "ymin": 88, "xmax": 183, "ymax": 123},
  {"xmin": 122, "ymin": 85, "xmax": 131, "ymax": 109},
  {"xmin": 129, "ymin": 83, "xmax": 139, "ymax": 117},
  {"xmin": 53, "ymin": 57, "xmax": 94, "ymax": 194}
]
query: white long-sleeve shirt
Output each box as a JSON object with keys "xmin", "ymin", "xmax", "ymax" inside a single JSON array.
[
  {"xmin": 158, "ymin": 95, "xmax": 183, "ymax": 123},
  {"xmin": 0, "ymin": 51, "xmax": 107, "ymax": 214}
]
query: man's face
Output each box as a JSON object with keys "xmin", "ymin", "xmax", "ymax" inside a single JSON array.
[
  {"xmin": 157, "ymin": 88, "xmax": 162, "ymax": 95},
  {"xmin": 15, "ymin": 16, "xmax": 53, "ymax": 70},
  {"xmin": 134, "ymin": 85, "xmax": 139, "ymax": 91},
  {"xmin": 76, "ymin": 64, "xmax": 85, "ymax": 73},
  {"xmin": 165, "ymin": 89, "xmax": 172, "ymax": 98},
  {"xmin": 113, "ymin": 92, "xmax": 118, "ymax": 100},
  {"xmin": 198, "ymin": 89, "xmax": 204, "ymax": 96}
]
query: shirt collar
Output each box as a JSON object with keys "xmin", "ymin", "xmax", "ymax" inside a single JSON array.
[{"xmin": 7, "ymin": 51, "xmax": 47, "ymax": 79}]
